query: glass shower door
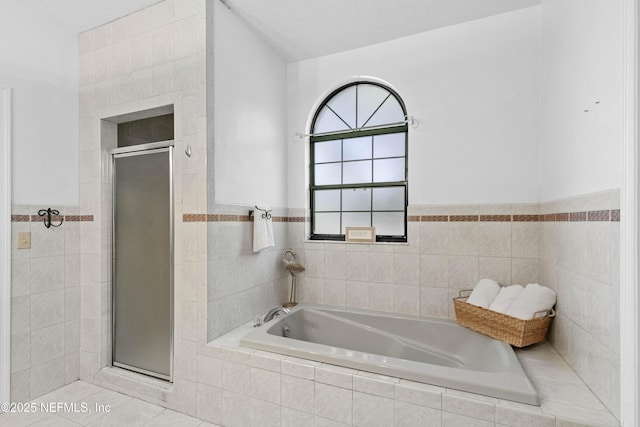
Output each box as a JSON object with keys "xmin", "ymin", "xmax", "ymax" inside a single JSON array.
[{"xmin": 112, "ymin": 145, "xmax": 173, "ymax": 380}]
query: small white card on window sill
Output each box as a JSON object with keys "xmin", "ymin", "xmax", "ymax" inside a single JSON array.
[{"xmin": 345, "ymin": 227, "xmax": 375, "ymax": 243}]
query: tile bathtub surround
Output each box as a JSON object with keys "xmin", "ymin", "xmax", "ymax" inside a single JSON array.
[
  {"xmin": 287, "ymin": 192, "xmax": 621, "ymax": 421},
  {"xmin": 10, "ymin": 205, "xmax": 82, "ymax": 402},
  {"xmin": 287, "ymin": 203, "xmax": 543, "ymax": 320},
  {"xmin": 540, "ymin": 189, "xmax": 621, "ymax": 419},
  {"xmin": 206, "ymin": 205, "xmax": 290, "ymax": 340},
  {"xmin": 190, "ymin": 323, "xmax": 619, "ymax": 427}
]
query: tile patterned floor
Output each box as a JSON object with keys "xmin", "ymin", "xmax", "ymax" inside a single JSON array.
[{"xmin": 0, "ymin": 381, "xmax": 219, "ymax": 427}]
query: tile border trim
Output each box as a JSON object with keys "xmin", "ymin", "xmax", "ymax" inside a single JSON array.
[
  {"xmin": 412, "ymin": 210, "xmax": 619, "ymax": 223},
  {"xmin": 11, "ymin": 214, "xmax": 94, "ymax": 222},
  {"xmin": 183, "ymin": 214, "xmax": 307, "ymax": 223},
  {"xmin": 182, "ymin": 210, "xmax": 620, "ymax": 223}
]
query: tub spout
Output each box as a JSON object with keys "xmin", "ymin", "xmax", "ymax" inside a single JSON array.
[{"xmin": 263, "ymin": 305, "xmax": 290, "ymax": 322}]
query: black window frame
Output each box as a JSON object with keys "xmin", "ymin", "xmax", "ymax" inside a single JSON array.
[{"xmin": 309, "ymin": 81, "xmax": 408, "ymax": 243}]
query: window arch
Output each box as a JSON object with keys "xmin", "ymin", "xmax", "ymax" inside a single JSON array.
[{"xmin": 309, "ymin": 81, "xmax": 408, "ymax": 242}]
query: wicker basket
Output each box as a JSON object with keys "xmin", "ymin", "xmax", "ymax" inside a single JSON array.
[{"xmin": 453, "ymin": 290, "xmax": 555, "ymax": 347}]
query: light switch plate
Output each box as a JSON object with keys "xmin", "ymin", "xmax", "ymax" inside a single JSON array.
[{"xmin": 17, "ymin": 232, "xmax": 31, "ymax": 249}]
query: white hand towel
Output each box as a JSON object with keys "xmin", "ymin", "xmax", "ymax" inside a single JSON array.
[
  {"xmin": 489, "ymin": 284, "xmax": 524, "ymax": 314},
  {"xmin": 253, "ymin": 207, "xmax": 275, "ymax": 252},
  {"xmin": 465, "ymin": 278, "xmax": 501, "ymax": 308},
  {"xmin": 505, "ymin": 283, "xmax": 557, "ymax": 320}
]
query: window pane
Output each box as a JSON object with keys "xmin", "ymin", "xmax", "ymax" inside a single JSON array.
[
  {"xmin": 315, "ymin": 163, "xmax": 341, "ymax": 185},
  {"xmin": 343, "ymin": 160, "xmax": 372, "ymax": 184},
  {"xmin": 327, "ymin": 86, "xmax": 356, "ymax": 129},
  {"xmin": 372, "ymin": 187, "xmax": 405, "ymax": 211},
  {"xmin": 310, "ymin": 83, "xmax": 408, "ymax": 240},
  {"xmin": 342, "ymin": 188, "xmax": 371, "ymax": 211},
  {"xmin": 315, "ymin": 213, "xmax": 340, "ymax": 234},
  {"xmin": 373, "ymin": 158, "xmax": 405, "ymax": 182},
  {"xmin": 365, "ymin": 96, "xmax": 405, "ymax": 128},
  {"xmin": 342, "ymin": 212, "xmax": 370, "ymax": 233},
  {"xmin": 314, "ymin": 140, "xmax": 341, "ymax": 163},
  {"xmin": 374, "ymin": 133, "xmax": 405, "ymax": 158},
  {"xmin": 373, "ymin": 212, "xmax": 404, "ymax": 236},
  {"xmin": 357, "ymin": 84, "xmax": 390, "ymax": 128},
  {"xmin": 343, "ymin": 136, "xmax": 371, "ymax": 161},
  {"xmin": 314, "ymin": 106, "xmax": 350, "ymax": 134},
  {"xmin": 314, "ymin": 190, "xmax": 340, "ymax": 212}
]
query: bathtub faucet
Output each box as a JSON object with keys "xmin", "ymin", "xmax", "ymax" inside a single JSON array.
[{"xmin": 263, "ymin": 305, "xmax": 290, "ymax": 323}]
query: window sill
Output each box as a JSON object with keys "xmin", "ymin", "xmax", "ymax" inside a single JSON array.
[{"xmin": 304, "ymin": 239, "xmax": 408, "ymax": 246}]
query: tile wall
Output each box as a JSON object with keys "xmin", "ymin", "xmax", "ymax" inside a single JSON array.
[
  {"xmin": 75, "ymin": 0, "xmax": 291, "ymax": 418},
  {"xmin": 77, "ymin": 0, "xmax": 208, "ymax": 417},
  {"xmin": 9, "ymin": 207, "xmax": 85, "ymax": 401},
  {"xmin": 288, "ymin": 192, "xmax": 621, "ymax": 420},
  {"xmin": 540, "ymin": 189, "xmax": 620, "ymax": 418},
  {"xmin": 202, "ymin": 209, "xmax": 289, "ymax": 341},
  {"xmin": 288, "ymin": 204, "xmax": 541, "ymax": 319}
]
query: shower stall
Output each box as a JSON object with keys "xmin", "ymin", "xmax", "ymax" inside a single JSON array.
[{"xmin": 111, "ymin": 140, "xmax": 174, "ymax": 381}]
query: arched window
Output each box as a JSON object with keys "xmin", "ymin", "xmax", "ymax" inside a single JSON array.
[{"xmin": 310, "ymin": 81, "xmax": 408, "ymax": 242}]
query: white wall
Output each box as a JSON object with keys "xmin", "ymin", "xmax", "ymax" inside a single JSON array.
[
  {"xmin": 539, "ymin": 0, "xmax": 623, "ymax": 201},
  {"xmin": 0, "ymin": 1, "xmax": 78, "ymax": 206},
  {"xmin": 287, "ymin": 7, "xmax": 541, "ymax": 208},
  {"xmin": 213, "ymin": 1, "xmax": 287, "ymax": 208}
]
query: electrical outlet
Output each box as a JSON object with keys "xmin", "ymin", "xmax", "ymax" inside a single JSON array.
[{"xmin": 17, "ymin": 232, "xmax": 31, "ymax": 249}]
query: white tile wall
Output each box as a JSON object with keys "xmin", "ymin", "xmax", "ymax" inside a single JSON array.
[
  {"xmin": 77, "ymin": 0, "xmax": 208, "ymax": 418},
  {"xmin": 10, "ymin": 206, "xmax": 81, "ymax": 402},
  {"xmin": 289, "ymin": 204, "xmax": 542, "ymax": 320},
  {"xmin": 541, "ymin": 189, "xmax": 620, "ymax": 419}
]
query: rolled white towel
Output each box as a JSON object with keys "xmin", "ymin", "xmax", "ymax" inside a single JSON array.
[
  {"xmin": 465, "ymin": 278, "xmax": 501, "ymax": 308},
  {"xmin": 505, "ymin": 283, "xmax": 556, "ymax": 320},
  {"xmin": 489, "ymin": 285, "xmax": 524, "ymax": 314}
]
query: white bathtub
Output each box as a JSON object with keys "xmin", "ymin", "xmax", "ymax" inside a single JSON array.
[{"xmin": 240, "ymin": 304, "xmax": 539, "ymax": 405}]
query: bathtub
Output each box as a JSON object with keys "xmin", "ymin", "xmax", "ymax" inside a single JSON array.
[{"xmin": 240, "ymin": 304, "xmax": 539, "ymax": 405}]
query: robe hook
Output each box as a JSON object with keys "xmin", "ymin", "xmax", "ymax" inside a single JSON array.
[{"xmin": 38, "ymin": 208, "xmax": 63, "ymax": 229}]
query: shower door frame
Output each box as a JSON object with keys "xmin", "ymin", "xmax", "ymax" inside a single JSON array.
[{"xmin": 110, "ymin": 140, "xmax": 174, "ymax": 382}]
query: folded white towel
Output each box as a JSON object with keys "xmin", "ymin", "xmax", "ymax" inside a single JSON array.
[
  {"xmin": 252, "ymin": 207, "xmax": 275, "ymax": 252},
  {"xmin": 466, "ymin": 278, "xmax": 501, "ymax": 308},
  {"xmin": 489, "ymin": 285, "xmax": 524, "ymax": 313},
  {"xmin": 505, "ymin": 283, "xmax": 556, "ymax": 320}
]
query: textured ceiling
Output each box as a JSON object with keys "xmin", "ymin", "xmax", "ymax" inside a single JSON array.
[{"xmin": 19, "ymin": 0, "xmax": 539, "ymax": 62}]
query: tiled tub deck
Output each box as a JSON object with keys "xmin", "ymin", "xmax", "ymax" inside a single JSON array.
[
  {"xmin": 195, "ymin": 323, "xmax": 619, "ymax": 427},
  {"xmin": 0, "ymin": 324, "xmax": 620, "ymax": 427}
]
